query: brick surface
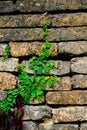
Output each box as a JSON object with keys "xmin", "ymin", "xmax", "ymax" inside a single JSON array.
[
  {"xmin": 0, "ymin": 27, "xmax": 87, "ymax": 42},
  {"xmin": 10, "ymin": 42, "xmax": 58, "ymax": 57},
  {"xmin": 0, "ymin": 0, "xmax": 87, "ymax": 13},
  {"xmin": 22, "ymin": 60, "xmax": 70, "ymax": 76},
  {"xmin": 71, "ymin": 57, "xmax": 87, "ymax": 74},
  {"xmin": 0, "ymin": 44, "xmax": 7, "ymax": 56},
  {"xmin": 0, "ymin": 13, "xmax": 87, "ymax": 27},
  {"xmin": 0, "ymin": 90, "xmax": 7, "ymax": 101},
  {"xmin": 23, "ymin": 105, "xmax": 51, "ymax": 120},
  {"xmin": 39, "ymin": 119, "xmax": 53, "ymax": 130},
  {"xmin": 52, "ymin": 107, "xmax": 87, "ymax": 123},
  {"xmin": 58, "ymin": 41, "xmax": 87, "ymax": 56},
  {"xmin": 0, "ymin": 58, "xmax": 19, "ymax": 72},
  {"xmin": 0, "ymin": 72, "xmax": 17, "ymax": 90},
  {"xmin": 80, "ymin": 123, "xmax": 87, "ymax": 130},
  {"xmin": 46, "ymin": 91, "xmax": 87, "ymax": 105},
  {"xmin": 46, "ymin": 77, "xmax": 71, "ymax": 90},
  {"xmin": 53, "ymin": 124, "xmax": 79, "ymax": 130},
  {"xmin": 23, "ymin": 121, "xmax": 38, "ymax": 130},
  {"xmin": 72, "ymin": 75, "xmax": 87, "ymax": 88}
]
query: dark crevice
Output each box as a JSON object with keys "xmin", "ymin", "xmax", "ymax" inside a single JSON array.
[
  {"xmin": 46, "ymin": 9, "xmax": 87, "ymax": 14},
  {"xmin": 0, "ymin": 39, "xmax": 87, "ymax": 43},
  {"xmin": 72, "ymin": 88, "xmax": 87, "ymax": 91},
  {"xmin": 0, "ymin": 9, "xmax": 87, "ymax": 15},
  {"xmin": 0, "ymin": 25, "xmax": 87, "ymax": 29},
  {"xmin": 57, "ymin": 53, "xmax": 87, "ymax": 61},
  {"xmin": 53, "ymin": 121, "xmax": 87, "ymax": 124},
  {"xmin": 47, "ymin": 104, "xmax": 87, "ymax": 108}
]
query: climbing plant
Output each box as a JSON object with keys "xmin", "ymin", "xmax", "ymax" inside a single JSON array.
[
  {"xmin": 0, "ymin": 21, "xmax": 58, "ymax": 113},
  {"xmin": 0, "ymin": 42, "xmax": 10, "ymax": 60}
]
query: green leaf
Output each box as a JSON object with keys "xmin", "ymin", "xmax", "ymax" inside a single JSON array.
[
  {"xmin": 29, "ymin": 76, "xmax": 35, "ymax": 82},
  {"xmin": 37, "ymin": 96, "xmax": 42, "ymax": 102},
  {"xmin": 36, "ymin": 90, "xmax": 43, "ymax": 96},
  {"xmin": 31, "ymin": 90, "xmax": 36, "ymax": 98},
  {"xmin": 29, "ymin": 56, "xmax": 37, "ymax": 63},
  {"xmin": 41, "ymin": 78, "xmax": 46, "ymax": 84},
  {"xmin": 44, "ymin": 31, "xmax": 48, "ymax": 36},
  {"xmin": 44, "ymin": 66, "xmax": 50, "ymax": 73},
  {"xmin": 40, "ymin": 83, "xmax": 45, "ymax": 90},
  {"xmin": 48, "ymin": 79, "xmax": 53, "ymax": 87},
  {"xmin": 45, "ymin": 76, "xmax": 50, "ymax": 80},
  {"xmin": 8, "ymin": 102, "xmax": 14, "ymax": 107},
  {"xmin": 45, "ymin": 50, "xmax": 51, "ymax": 57},
  {"xmin": 53, "ymin": 76, "xmax": 59, "ymax": 82},
  {"xmin": 7, "ymin": 90, "xmax": 13, "ymax": 94},
  {"xmin": 39, "ymin": 54, "xmax": 45, "ymax": 60},
  {"xmin": 49, "ymin": 61, "xmax": 55, "ymax": 67},
  {"xmin": 34, "ymin": 66, "xmax": 43, "ymax": 74},
  {"xmin": 29, "ymin": 65, "xmax": 34, "ymax": 70},
  {"xmin": 36, "ymin": 76, "xmax": 41, "ymax": 83},
  {"xmin": 45, "ymin": 21, "xmax": 51, "ymax": 26},
  {"xmin": 45, "ymin": 40, "xmax": 50, "ymax": 48}
]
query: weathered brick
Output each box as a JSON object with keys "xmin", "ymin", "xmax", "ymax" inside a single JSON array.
[
  {"xmin": 0, "ymin": 58, "xmax": 19, "ymax": 72},
  {"xmin": 52, "ymin": 13, "xmax": 87, "ymax": 27},
  {"xmin": 46, "ymin": 91, "xmax": 87, "ymax": 105},
  {"xmin": 72, "ymin": 75, "xmax": 87, "ymax": 88},
  {"xmin": 39, "ymin": 119, "xmax": 53, "ymax": 130},
  {"xmin": 23, "ymin": 121, "xmax": 38, "ymax": 130},
  {"xmin": 0, "ymin": 0, "xmax": 87, "ymax": 13},
  {"xmin": 0, "ymin": 27, "xmax": 87, "ymax": 42},
  {"xmin": 0, "ymin": 44, "xmax": 7, "ymax": 56},
  {"xmin": 0, "ymin": 13, "xmax": 87, "ymax": 27},
  {"xmin": 53, "ymin": 124, "xmax": 79, "ymax": 130},
  {"xmin": 58, "ymin": 41, "xmax": 87, "ymax": 56},
  {"xmin": 71, "ymin": 57, "xmax": 87, "ymax": 74},
  {"xmin": 46, "ymin": 77, "xmax": 71, "ymax": 90},
  {"xmin": 52, "ymin": 107, "xmax": 87, "ymax": 123},
  {"xmin": 0, "ymin": 28, "xmax": 43, "ymax": 41},
  {"xmin": 80, "ymin": 123, "xmax": 87, "ymax": 130},
  {"xmin": 0, "ymin": 72, "xmax": 17, "ymax": 90},
  {"xmin": 0, "ymin": 90, "xmax": 7, "ymax": 101},
  {"xmin": 10, "ymin": 42, "xmax": 58, "ymax": 57},
  {"xmin": 22, "ymin": 60, "xmax": 70, "ymax": 76},
  {"xmin": 48, "ymin": 27, "xmax": 87, "ymax": 42},
  {"xmin": 23, "ymin": 105, "xmax": 51, "ymax": 120},
  {"xmin": 30, "ymin": 95, "xmax": 44, "ymax": 104}
]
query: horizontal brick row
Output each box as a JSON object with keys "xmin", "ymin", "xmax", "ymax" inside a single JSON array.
[
  {"xmin": 0, "ymin": 13, "xmax": 87, "ymax": 27},
  {"xmin": 0, "ymin": 0, "xmax": 87, "ymax": 13},
  {"xmin": 46, "ymin": 91, "xmax": 87, "ymax": 105},
  {"xmin": 0, "ymin": 73, "xmax": 87, "ymax": 91},
  {"xmin": 0, "ymin": 57, "xmax": 87, "ymax": 75},
  {"xmin": 52, "ymin": 107, "xmax": 87, "ymax": 123},
  {"xmin": 0, "ymin": 27, "xmax": 87, "ymax": 42},
  {"xmin": 22, "ymin": 60, "xmax": 70, "ymax": 76},
  {"xmin": 9, "ymin": 42, "xmax": 58, "ymax": 57},
  {"xmin": 1, "ymin": 41, "xmax": 87, "ymax": 57}
]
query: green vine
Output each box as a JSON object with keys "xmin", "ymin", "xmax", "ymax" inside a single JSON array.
[
  {"xmin": 0, "ymin": 42, "xmax": 10, "ymax": 61},
  {"xmin": 0, "ymin": 21, "xmax": 58, "ymax": 113}
]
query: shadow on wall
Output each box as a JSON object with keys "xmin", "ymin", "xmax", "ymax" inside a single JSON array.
[
  {"xmin": 12, "ymin": 0, "xmax": 17, "ymax": 4},
  {"xmin": 0, "ymin": 108, "xmax": 10, "ymax": 130}
]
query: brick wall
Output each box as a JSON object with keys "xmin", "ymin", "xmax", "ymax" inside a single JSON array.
[{"xmin": 0, "ymin": 0, "xmax": 87, "ymax": 130}]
